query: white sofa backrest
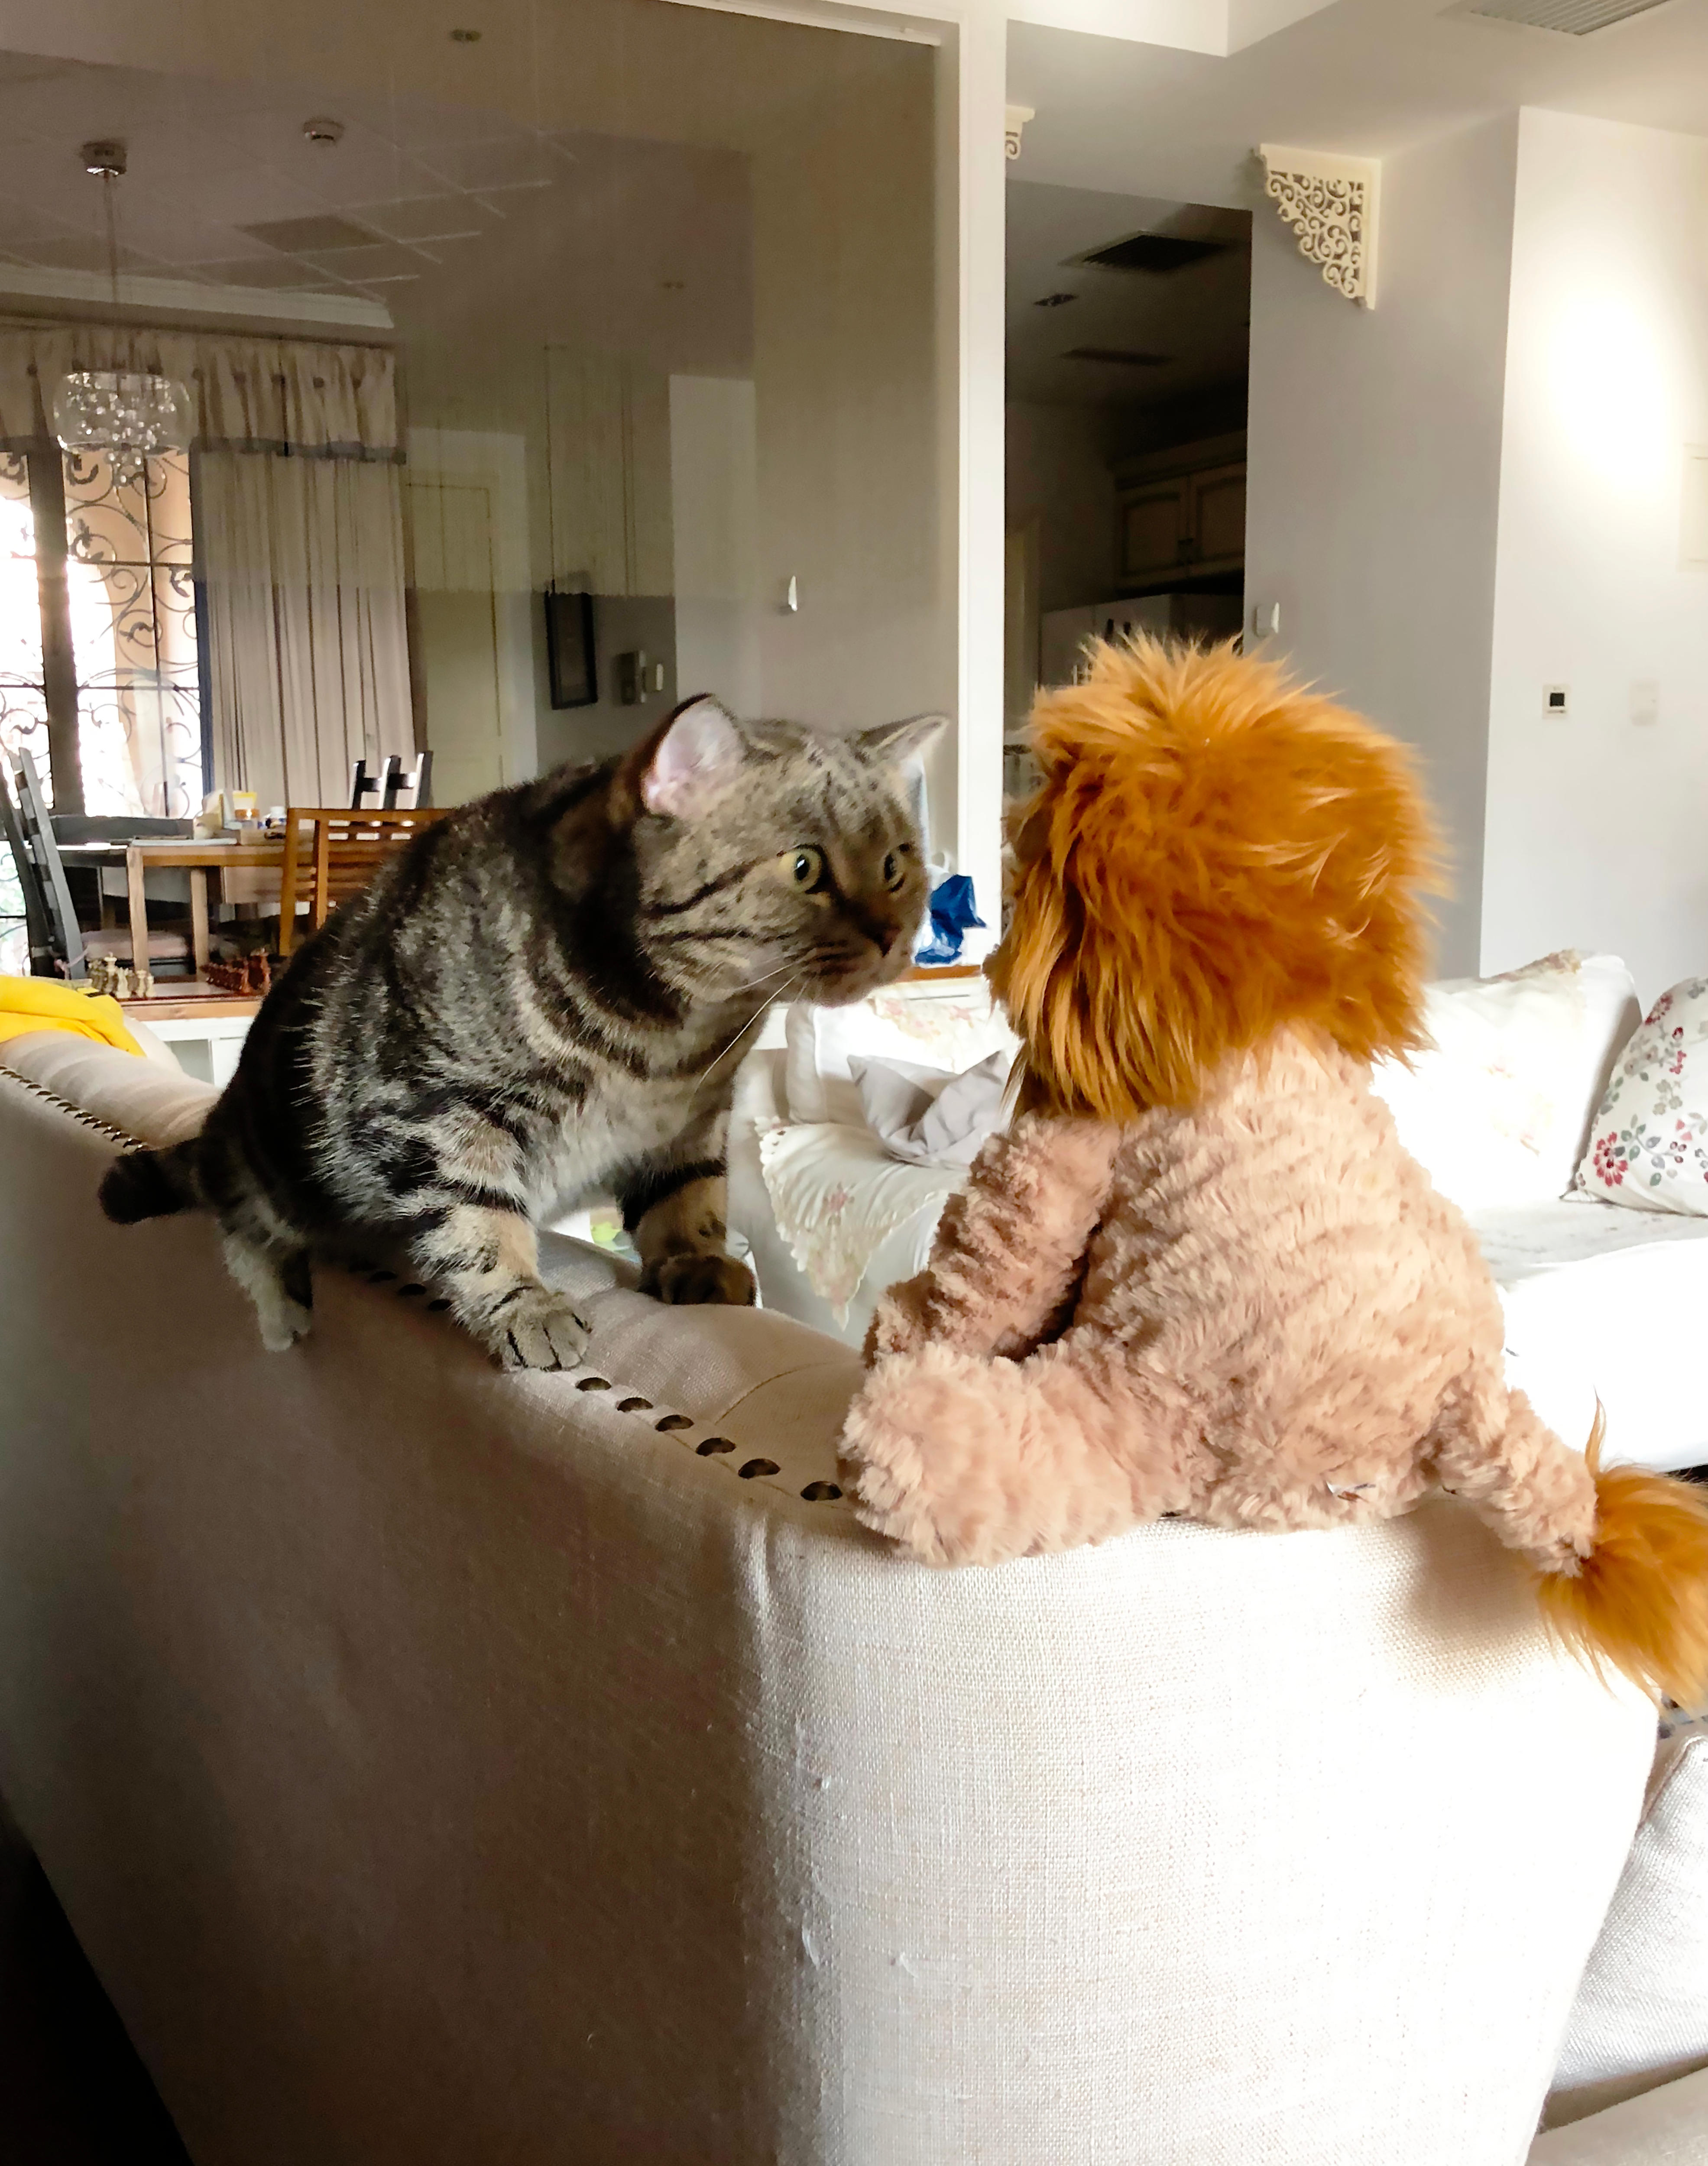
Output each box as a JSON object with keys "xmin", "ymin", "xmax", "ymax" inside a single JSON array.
[{"xmin": 0, "ymin": 1034, "xmax": 1664, "ymax": 2165}]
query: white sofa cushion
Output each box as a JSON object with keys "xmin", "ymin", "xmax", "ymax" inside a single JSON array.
[
  {"xmin": 1371, "ymin": 951, "xmax": 1640, "ymax": 1213},
  {"xmin": 784, "ymin": 983, "xmax": 1019, "ymax": 1126},
  {"xmin": 758, "ymin": 1118, "xmax": 962, "ymax": 1328},
  {"xmin": 1546, "ymin": 1725, "xmax": 1708, "ymax": 2128},
  {"xmin": 1472, "ymin": 1198, "xmax": 1708, "ymax": 1475},
  {"xmin": 1575, "ymin": 976, "xmax": 1708, "ymax": 1216}
]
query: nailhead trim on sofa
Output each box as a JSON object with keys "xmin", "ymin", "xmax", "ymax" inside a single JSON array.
[{"xmin": 0, "ymin": 1061, "xmax": 849, "ymax": 1515}]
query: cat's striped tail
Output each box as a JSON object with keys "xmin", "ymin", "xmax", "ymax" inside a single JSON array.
[{"xmin": 98, "ymin": 1139, "xmax": 205, "ymax": 1224}]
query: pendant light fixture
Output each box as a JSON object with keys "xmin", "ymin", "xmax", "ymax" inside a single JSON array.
[{"xmin": 50, "ymin": 139, "xmax": 192, "ymax": 487}]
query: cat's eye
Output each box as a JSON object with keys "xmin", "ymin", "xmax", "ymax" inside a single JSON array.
[
  {"xmin": 882, "ymin": 850, "xmax": 908, "ymax": 893},
  {"xmin": 789, "ymin": 846, "xmax": 827, "ymax": 892}
]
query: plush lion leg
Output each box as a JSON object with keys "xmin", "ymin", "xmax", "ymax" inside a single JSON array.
[{"xmin": 841, "ymin": 1340, "xmax": 1201, "ymax": 1567}]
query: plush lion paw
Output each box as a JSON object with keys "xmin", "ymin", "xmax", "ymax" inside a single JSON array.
[
  {"xmin": 839, "ymin": 1346, "xmax": 1034, "ymax": 1566},
  {"xmin": 842, "ymin": 1342, "xmax": 1151, "ymax": 1567}
]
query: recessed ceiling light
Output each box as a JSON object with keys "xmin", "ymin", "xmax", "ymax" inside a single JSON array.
[
  {"xmin": 1073, "ymin": 233, "xmax": 1226, "ymax": 275},
  {"xmin": 1447, "ymin": 0, "xmax": 1668, "ymax": 29},
  {"xmin": 449, "ymin": 26, "xmax": 482, "ymax": 40},
  {"xmin": 1034, "ymin": 291, "xmax": 1076, "ymax": 308}
]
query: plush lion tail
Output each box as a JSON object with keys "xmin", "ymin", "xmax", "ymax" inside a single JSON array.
[{"xmin": 1533, "ymin": 1410, "xmax": 1708, "ymax": 1711}]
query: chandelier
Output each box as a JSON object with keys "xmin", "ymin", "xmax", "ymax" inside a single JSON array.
[{"xmin": 50, "ymin": 140, "xmax": 192, "ymax": 489}]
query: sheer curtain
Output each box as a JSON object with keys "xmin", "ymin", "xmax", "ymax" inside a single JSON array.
[
  {"xmin": 0, "ymin": 324, "xmax": 412, "ymax": 814},
  {"xmin": 197, "ymin": 451, "xmax": 414, "ymax": 809}
]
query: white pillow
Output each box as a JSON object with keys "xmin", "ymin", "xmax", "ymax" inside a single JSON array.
[
  {"xmin": 1370, "ymin": 951, "xmax": 1640, "ymax": 1214},
  {"xmin": 1547, "ymin": 1724, "xmax": 1708, "ymax": 2128},
  {"xmin": 1574, "ymin": 978, "xmax": 1708, "ymax": 1217},
  {"xmin": 784, "ymin": 985, "xmax": 1019, "ymax": 1127}
]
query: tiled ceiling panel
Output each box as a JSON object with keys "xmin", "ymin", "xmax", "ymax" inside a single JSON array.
[
  {"xmin": 354, "ymin": 195, "xmax": 488, "ymax": 244},
  {"xmin": 239, "ymin": 214, "xmax": 381, "ymax": 253}
]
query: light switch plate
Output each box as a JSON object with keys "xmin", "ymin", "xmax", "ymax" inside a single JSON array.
[{"xmin": 1630, "ymin": 680, "xmax": 1660, "ymax": 726}]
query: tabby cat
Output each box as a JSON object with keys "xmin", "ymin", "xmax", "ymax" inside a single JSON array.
[{"xmin": 100, "ymin": 696, "xmax": 942, "ymax": 1367}]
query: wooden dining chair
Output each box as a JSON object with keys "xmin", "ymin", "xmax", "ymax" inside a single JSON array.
[{"xmin": 276, "ymin": 807, "xmax": 448, "ymax": 955}]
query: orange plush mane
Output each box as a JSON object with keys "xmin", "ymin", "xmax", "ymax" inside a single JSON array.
[{"xmin": 989, "ymin": 637, "xmax": 1445, "ymax": 1120}]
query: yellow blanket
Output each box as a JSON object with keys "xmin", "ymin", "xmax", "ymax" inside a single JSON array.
[{"xmin": 0, "ymin": 974, "xmax": 143, "ymax": 1056}]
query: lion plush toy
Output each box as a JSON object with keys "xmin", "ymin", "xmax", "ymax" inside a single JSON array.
[{"xmin": 840, "ymin": 636, "xmax": 1708, "ymax": 1708}]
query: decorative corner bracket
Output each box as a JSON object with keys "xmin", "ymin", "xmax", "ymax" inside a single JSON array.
[
  {"xmin": 1005, "ymin": 106, "xmax": 1034, "ymax": 162},
  {"xmin": 1257, "ymin": 144, "xmax": 1380, "ymax": 309}
]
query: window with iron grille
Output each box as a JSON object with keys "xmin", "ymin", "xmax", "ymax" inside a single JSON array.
[{"xmin": 0, "ymin": 446, "xmax": 206, "ymax": 967}]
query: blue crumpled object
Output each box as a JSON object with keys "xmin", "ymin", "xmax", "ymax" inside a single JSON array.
[{"xmin": 914, "ymin": 873, "xmax": 985, "ymax": 967}]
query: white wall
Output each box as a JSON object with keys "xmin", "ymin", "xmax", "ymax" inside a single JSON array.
[
  {"xmin": 748, "ymin": 36, "xmax": 959, "ymax": 847},
  {"xmin": 1245, "ymin": 117, "xmax": 1518, "ymax": 977},
  {"xmin": 670, "ymin": 374, "xmax": 762, "ymax": 719},
  {"xmin": 393, "ymin": 23, "xmax": 956, "ymax": 827},
  {"xmin": 1483, "ymin": 109, "xmax": 1708, "ymax": 1000}
]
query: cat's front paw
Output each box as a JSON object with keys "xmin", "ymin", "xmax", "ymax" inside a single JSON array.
[
  {"xmin": 642, "ymin": 1252, "xmax": 758, "ymax": 1308},
  {"xmin": 491, "ymin": 1288, "xmax": 591, "ymax": 1371}
]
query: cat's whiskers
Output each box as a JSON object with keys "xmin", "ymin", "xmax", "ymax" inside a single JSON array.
[
  {"xmin": 731, "ymin": 957, "xmax": 806, "ymax": 999},
  {"xmin": 705, "ymin": 973, "xmax": 805, "ymax": 1076}
]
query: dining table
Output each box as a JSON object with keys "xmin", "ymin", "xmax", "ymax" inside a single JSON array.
[{"xmin": 57, "ymin": 836, "xmax": 286, "ymax": 978}]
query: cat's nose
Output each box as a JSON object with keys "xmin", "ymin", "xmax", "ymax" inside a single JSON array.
[{"xmin": 851, "ymin": 905, "xmax": 901, "ymax": 957}]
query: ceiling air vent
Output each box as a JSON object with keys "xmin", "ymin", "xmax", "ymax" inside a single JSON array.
[
  {"xmin": 239, "ymin": 214, "xmax": 380, "ymax": 253},
  {"xmin": 1063, "ymin": 347, "xmax": 1172, "ymax": 367},
  {"xmin": 1452, "ymin": 0, "xmax": 1672, "ymax": 32},
  {"xmin": 1072, "ymin": 233, "xmax": 1225, "ymax": 276}
]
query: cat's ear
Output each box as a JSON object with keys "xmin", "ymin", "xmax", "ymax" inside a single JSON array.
[
  {"xmin": 852, "ymin": 713, "xmax": 949, "ymax": 767},
  {"xmin": 623, "ymin": 696, "xmax": 745, "ymax": 821}
]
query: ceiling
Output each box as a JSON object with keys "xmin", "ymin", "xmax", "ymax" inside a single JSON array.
[
  {"xmin": 0, "ymin": 49, "xmax": 754, "ymax": 375},
  {"xmin": 1010, "ymin": 0, "xmax": 1708, "ymax": 207},
  {"xmin": 10, "ymin": 0, "xmax": 1708, "ymax": 405},
  {"xmin": 1007, "ymin": 181, "xmax": 1249, "ymax": 408}
]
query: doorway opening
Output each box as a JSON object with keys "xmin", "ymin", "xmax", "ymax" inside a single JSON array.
[{"xmin": 1005, "ymin": 184, "xmax": 1252, "ymax": 799}]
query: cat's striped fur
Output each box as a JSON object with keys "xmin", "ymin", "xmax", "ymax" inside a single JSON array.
[{"xmin": 100, "ymin": 697, "xmax": 941, "ymax": 1366}]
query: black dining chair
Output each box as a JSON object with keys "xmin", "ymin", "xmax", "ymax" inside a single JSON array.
[{"xmin": 2, "ymin": 751, "xmax": 193, "ymax": 980}]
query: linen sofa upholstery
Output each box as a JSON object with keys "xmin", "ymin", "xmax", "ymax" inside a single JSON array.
[
  {"xmin": 0, "ymin": 1034, "xmax": 1668, "ymax": 2165},
  {"xmin": 1527, "ymin": 2067, "xmax": 1708, "ymax": 2163}
]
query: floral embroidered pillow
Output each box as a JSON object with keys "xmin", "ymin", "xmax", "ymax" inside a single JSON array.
[{"xmin": 1575, "ymin": 977, "xmax": 1708, "ymax": 1215}]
